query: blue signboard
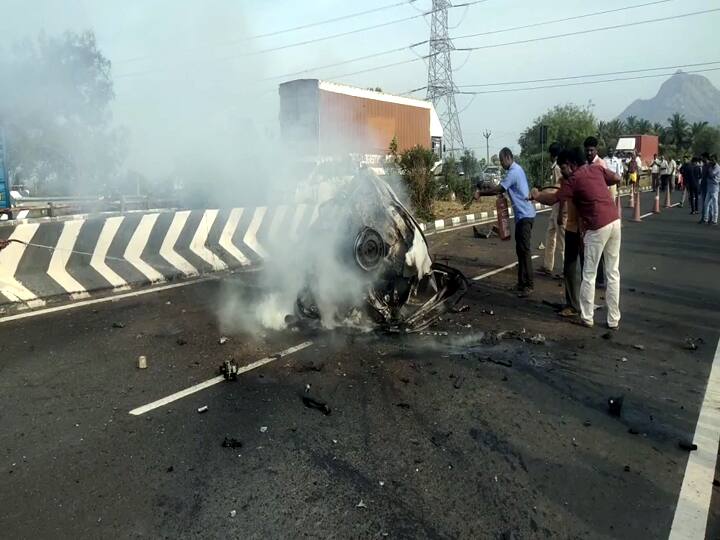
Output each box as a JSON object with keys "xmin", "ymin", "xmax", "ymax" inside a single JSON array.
[{"xmin": 0, "ymin": 128, "xmax": 9, "ymax": 209}]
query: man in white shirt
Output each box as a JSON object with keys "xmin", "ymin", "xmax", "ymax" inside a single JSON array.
[
  {"xmin": 540, "ymin": 142, "xmax": 565, "ymax": 277},
  {"xmin": 651, "ymin": 153, "xmax": 661, "ymax": 190},
  {"xmin": 660, "ymin": 155, "xmax": 671, "ymax": 193},
  {"xmin": 669, "ymin": 157, "xmax": 678, "ymax": 191},
  {"xmin": 604, "ymin": 148, "xmax": 624, "ymax": 180}
]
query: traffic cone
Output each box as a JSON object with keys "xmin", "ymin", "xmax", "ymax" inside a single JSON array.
[
  {"xmin": 628, "ymin": 185, "xmax": 635, "ymax": 208},
  {"xmin": 631, "ymin": 184, "xmax": 642, "ymax": 222},
  {"xmin": 664, "ymin": 184, "xmax": 672, "ymax": 208},
  {"xmin": 653, "ymin": 185, "xmax": 661, "ymax": 213}
]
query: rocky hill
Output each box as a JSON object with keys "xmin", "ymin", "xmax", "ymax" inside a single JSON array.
[{"xmin": 618, "ymin": 71, "xmax": 720, "ymax": 125}]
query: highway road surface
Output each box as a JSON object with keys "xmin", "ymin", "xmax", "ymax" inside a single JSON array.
[{"xmin": 1, "ymin": 191, "xmax": 718, "ymax": 539}]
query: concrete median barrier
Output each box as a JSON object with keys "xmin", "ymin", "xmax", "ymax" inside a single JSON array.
[{"xmin": 0, "ymin": 205, "xmax": 319, "ymax": 311}]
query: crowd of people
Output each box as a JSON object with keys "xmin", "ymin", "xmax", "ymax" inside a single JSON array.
[{"xmin": 473, "ymin": 137, "xmax": 720, "ymax": 331}]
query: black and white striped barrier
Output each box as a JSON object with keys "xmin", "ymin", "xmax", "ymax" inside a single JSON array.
[{"xmin": 0, "ymin": 205, "xmax": 319, "ymax": 310}]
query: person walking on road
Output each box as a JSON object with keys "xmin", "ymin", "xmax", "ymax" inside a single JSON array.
[
  {"xmin": 475, "ymin": 147, "xmax": 536, "ymax": 297},
  {"xmin": 540, "ymin": 142, "xmax": 565, "ymax": 278},
  {"xmin": 530, "ymin": 147, "xmax": 622, "ymax": 329},
  {"xmin": 670, "ymin": 157, "xmax": 678, "ymax": 191},
  {"xmin": 680, "ymin": 156, "xmax": 700, "ymax": 214},
  {"xmin": 585, "ymin": 137, "xmax": 608, "ymax": 288},
  {"xmin": 701, "ymin": 154, "xmax": 719, "ymax": 225},
  {"xmin": 699, "ymin": 153, "xmax": 710, "ymax": 223}
]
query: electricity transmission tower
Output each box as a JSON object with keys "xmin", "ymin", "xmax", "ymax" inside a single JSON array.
[{"xmin": 426, "ymin": 0, "xmax": 464, "ymax": 157}]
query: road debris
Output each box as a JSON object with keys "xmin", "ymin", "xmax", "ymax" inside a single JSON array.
[
  {"xmin": 356, "ymin": 500, "xmax": 367, "ymax": 509},
  {"xmin": 678, "ymin": 440, "xmax": 698, "ymax": 451},
  {"xmin": 219, "ymin": 360, "xmax": 239, "ymax": 381},
  {"xmin": 633, "ymin": 344, "xmax": 645, "ymax": 351},
  {"xmin": 684, "ymin": 337, "xmax": 704, "ymax": 351},
  {"xmin": 137, "ymin": 355, "xmax": 147, "ymax": 369},
  {"xmin": 293, "ymin": 360, "xmax": 325, "ymax": 373},
  {"xmin": 624, "ymin": 465, "xmax": 631, "ymax": 472},
  {"xmin": 395, "ymin": 403, "xmax": 411, "ymax": 409},
  {"xmin": 221, "ymin": 437, "xmax": 242, "ymax": 449},
  {"xmin": 481, "ymin": 331, "xmax": 500, "ymax": 346},
  {"xmin": 197, "ymin": 405, "xmax": 208, "ymax": 414},
  {"xmin": 473, "ymin": 225, "xmax": 498, "ymax": 239},
  {"xmin": 529, "ymin": 333, "xmax": 546, "ymax": 345},
  {"xmin": 453, "ymin": 376, "xmax": 465, "ymax": 389},
  {"xmin": 112, "ymin": 322, "xmax": 125, "ymax": 329},
  {"xmin": 302, "ymin": 395, "xmax": 332, "ymax": 416},
  {"xmin": 583, "ymin": 420, "xmax": 592, "ymax": 427},
  {"xmin": 219, "ymin": 336, "xmax": 230, "ymax": 345},
  {"xmin": 628, "ymin": 428, "xmax": 640, "ymax": 435},
  {"xmin": 607, "ymin": 396, "xmax": 623, "ymax": 417},
  {"xmin": 176, "ymin": 338, "xmax": 187, "ymax": 346},
  {"xmin": 260, "ymin": 426, "xmax": 268, "ymax": 433},
  {"xmin": 229, "ymin": 510, "xmax": 237, "ymax": 518}
]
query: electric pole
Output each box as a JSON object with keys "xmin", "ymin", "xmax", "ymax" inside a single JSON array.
[
  {"xmin": 482, "ymin": 129, "xmax": 491, "ymax": 165},
  {"xmin": 426, "ymin": 0, "xmax": 464, "ymax": 157}
]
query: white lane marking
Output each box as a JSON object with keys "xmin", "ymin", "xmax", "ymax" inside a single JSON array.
[
  {"xmin": 124, "ymin": 213, "xmax": 165, "ymax": 283},
  {"xmin": 243, "ymin": 207, "xmax": 269, "ymax": 258},
  {"xmin": 218, "ymin": 208, "xmax": 250, "ymax": 265},
  {"xmin": 669, "ymin": 338, "xmax": 720, "ymax": 540},
  {"xmin": 128, "ymin": 341, "xmax": 314, "ymax": 416},
  {"xmin": 472, "ymin": 255, "xmax": 540, "ymax": 281},
  {"xmin": 640, "ymin": 212, "xmax": 654, "ymax": 219},
  {"xmin": 0, "ymin": 224, "xmax": 45, "ymax": 308},
  {"xmin": 46, "ymin": 220, "xmax": 90, "ymax": 299},
  {"xmin": 190, "ymin": 209, "xmax": 227, "ymax": 271},
  {"xmin": 90, "ymin": 216, "xmax": 129, "ymax": 291},
  {"xmin": 159, "ymin": 210, "xmax": 198, "ymax": 276}
]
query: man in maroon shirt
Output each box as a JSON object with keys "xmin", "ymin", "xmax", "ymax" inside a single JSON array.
[{"xmin": 530, "ymin": 148, "xmax": 622, "ymax": 329}]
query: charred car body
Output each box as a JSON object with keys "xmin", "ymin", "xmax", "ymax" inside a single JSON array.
[{"xmin": 294, "ymin": 169, "xmax": 467, "ymax": 332}]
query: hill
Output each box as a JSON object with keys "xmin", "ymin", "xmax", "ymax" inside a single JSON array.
[{"xmin": 618, "ymin": 71, "xmax": 720, "ymax": 125}]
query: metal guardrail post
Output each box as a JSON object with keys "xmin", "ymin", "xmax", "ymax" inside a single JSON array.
[
  {"xmin": 120, "ymin": 195, "xmax": 126, "ymax": 213},
  {"xmin": 47, "ymin": 202, "xmax": 55, "ymax": 218}
]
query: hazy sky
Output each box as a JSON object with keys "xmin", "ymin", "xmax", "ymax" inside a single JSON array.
[{"xmin": 2, "ymin": 0, "xmax": 720, "ymax": 176}]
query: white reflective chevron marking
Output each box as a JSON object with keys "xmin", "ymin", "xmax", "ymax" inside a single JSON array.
[
  {"xmin": 243, "ymin": 207, "xmax": 268, "ymax": 259},
  {"xmin": 124, "ymin": 213, "xmax": 165, "ymax": 283},
  {"xmin": 159, "ymin": 211, "xmax": 198, "ymax": 276},
  {"xmin": 90, "ymin": 216, "xmax": 129, "ymax": 291},
  {"xmin": 190, "ymin": 209, "xmax": 227, "ymax": 271},
  {"xmin": 218, "ymin": 208, "xmax": 250, "ymax": 266},
  {"xmin": 47, "ymin": 220, "xmax": 90, "ymax": 299},
  {"xmin": 268, "ymin": 205, "xmax": 288, "ymax": 242},
  {"xmin": 0, "ymin": 224, "xmax": 45, "ymax": 308},
  {"xmin": 289, "ymin": 204, "xmax": 307, "ymax": 237}
]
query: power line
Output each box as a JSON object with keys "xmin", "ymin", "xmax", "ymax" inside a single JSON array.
[
  {"xmin": 455, "ymin": 66, "xmax": 720, "ymax": 96},
  {"xmin": 247, "ymin": 0, "xmax": 420, "ymax": 40},
  {"xmin": 454, "ymin": 8, "xmax": 720, "ymax": 53},
  {"xmin": 452, "ymin": 0, "xmax": 671, "ymax": 41},
  {"xmin": 456, "ymin": 60, "xmax": 720, "ymax": 88}
]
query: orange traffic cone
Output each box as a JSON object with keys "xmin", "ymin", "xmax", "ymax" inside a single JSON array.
[
  {"xmin": 628, "ymin": 185, "xmax": 635, "ymax": 208},
  {"xmin": 632, "ymin": 184, "xmax": 642, "ymax": 222},
  {"xmin": 664, "ymin": 184, "xmax": 672, "ymax": 208},
  {"xmin": 653, "ymin": 185, "xmax": 661, "ymax": 213}
]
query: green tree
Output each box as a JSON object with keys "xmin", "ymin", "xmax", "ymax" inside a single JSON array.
[
  {"xmin": 398, "ymin": 145, "xmax": 437, "ymax": 220},
  {"xmin": 459, "ymin": 149, "xmax": 480, "ymax": 180},
  {"xmin": 518, "ymin": 104, "xmax": 597, "ymax": 185},
  {"xmin": 0, "ymin": 30, "xmax": 124, "ymax": 195},
  {"xmin": 625, "ymin": 116, "xmax": 639, "ymax": 133},
  {"xmin": 597, "ymin": 119, "xmax": 626, "ymax": 152},
  {"xmin": 666, "ymin": 113, "xmax": 689, "ymax": 151},
  {"xmin": 690, "ymin": 121, "xmax": 709, "ymax": 148},
  {"xmin": 692, "ymin": 126, "xmax": 720, "ymax": 156},
  {"xmin": 636, "ymin": 119, "xmax": 653, "ymax": 134}
]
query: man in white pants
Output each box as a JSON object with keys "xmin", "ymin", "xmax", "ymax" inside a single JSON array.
[
  {"xmin": 531, "ymin": 147, "xmax": 622, "ymax": 329},
  {"xmin": 539, "ymin": 142, "xmax": 565, "ymax": 277}
]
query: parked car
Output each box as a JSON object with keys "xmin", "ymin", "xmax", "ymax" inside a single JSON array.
[{"xmin": 475, "ymin": 165, "xmax": 502, "ymax": 190}]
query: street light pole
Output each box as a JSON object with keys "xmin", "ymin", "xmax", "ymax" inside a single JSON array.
[{"xmin": 483, "ymin": 129, "xmax": 491, "ymax": 165}]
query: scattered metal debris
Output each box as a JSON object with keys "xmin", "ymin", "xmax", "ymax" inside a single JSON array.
[
  {"xmin": 356, "ymin": 500, "xmax": 367, "ymax": 509},
  {"xmin": 219, "ymin": 360, "xmax": 239, "ymax": 381},
  {"xmin": 473, "ymin": 225, "xmax": 498, "ymax": 239},
  {"xmin": 197, "ymin": 405, "xmax": 208, "ymax": 414},
  {"xmin": 684, "ymin": 337, "xmax": 704, "ymax": 351},
  {"xmin": 221, "ymin": 437, "xmax": 242, "ymax": 449},
  {"xmin": 607, "ymin": 396, "xmax": 623, "ymax": 417},
  {"xmin": 302, "ymin": 396, "xmax": 331, "ymax": 415},
  {"xmin": 529, "ymin": 334, "xmax": 546, "ymax": 345},
  {"xmin": 137, "ymin": 355, "xmax": 147, "ymax": 369},
  {"xmin": 260, "ymin": 426, "xmax": 268, "ymax": 433}
]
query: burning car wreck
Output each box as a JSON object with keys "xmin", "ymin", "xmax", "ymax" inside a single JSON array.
[{"xmin": 292, "ymin": 169, "xmax": 468, "ymax": 332}]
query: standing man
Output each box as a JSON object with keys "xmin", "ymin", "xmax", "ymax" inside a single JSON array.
[
  {"xmin": 701, "ymin": 154, "xmax": 719, "ymax": 225},
  {"xmin": 680, "ymin": 156, "xmax": 699, "ymax": 213},
  {"xmin": 670, "ymin": 156, "xmax": 678, "ymax": 191},
  {"xmin": 651, "ymin": 153, "xmax": 661, "ymax": 190},
  {"xmin": 540, "ymin": 142, "xmax": 565, "ymax": 278},
  {"xmin": 585, "ymin": 137, "xmax": 608, "ymax": 288},
  {"xmin": 604, "ymin": 148, "xmax": 624, "ymax": 185},
  {"xmin": 530, "ymin": 147, "xmax": 622, "ymax": 329},
  {"xmin": 659, "ymin": 155, "xmax": 671, "ymax": 193},
  {"xmin": 699, "ymin": 153, "xmax": 710, "ymax": 223},
  {"xmin": 627, "ymin": 151, "xmax": 639, "ymax": 186},
  {"xmin": 475, "ymin": 147, "xmax": 536, "ymax": 297}
]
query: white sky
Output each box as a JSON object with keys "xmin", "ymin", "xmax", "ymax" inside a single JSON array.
[{"xmin": 2, "ymin": 0, "xmax": 720, "ymax": 176}]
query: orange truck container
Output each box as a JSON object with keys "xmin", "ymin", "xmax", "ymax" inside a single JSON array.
[
  {"xmin": 279, "ymin": 79, "xmax": 443, "ymax": 162},
  {"xmin": 615, "ymin": 134, "xmax": 659, "ymax": 167}
]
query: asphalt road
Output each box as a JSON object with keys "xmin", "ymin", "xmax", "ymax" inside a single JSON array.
[{"xmin": 1, "ymin": 191, "xmax": 719, "ymax": 539}]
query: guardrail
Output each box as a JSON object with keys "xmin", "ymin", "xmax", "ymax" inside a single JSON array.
[{"xmin": 6, "ymin": 195, "xmax": 180, "ymax": 220}]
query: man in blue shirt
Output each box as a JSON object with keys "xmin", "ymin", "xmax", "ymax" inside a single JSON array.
[{"xmin": 475, "ymin": 147, "xmax": 537, "ymax": 297}]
